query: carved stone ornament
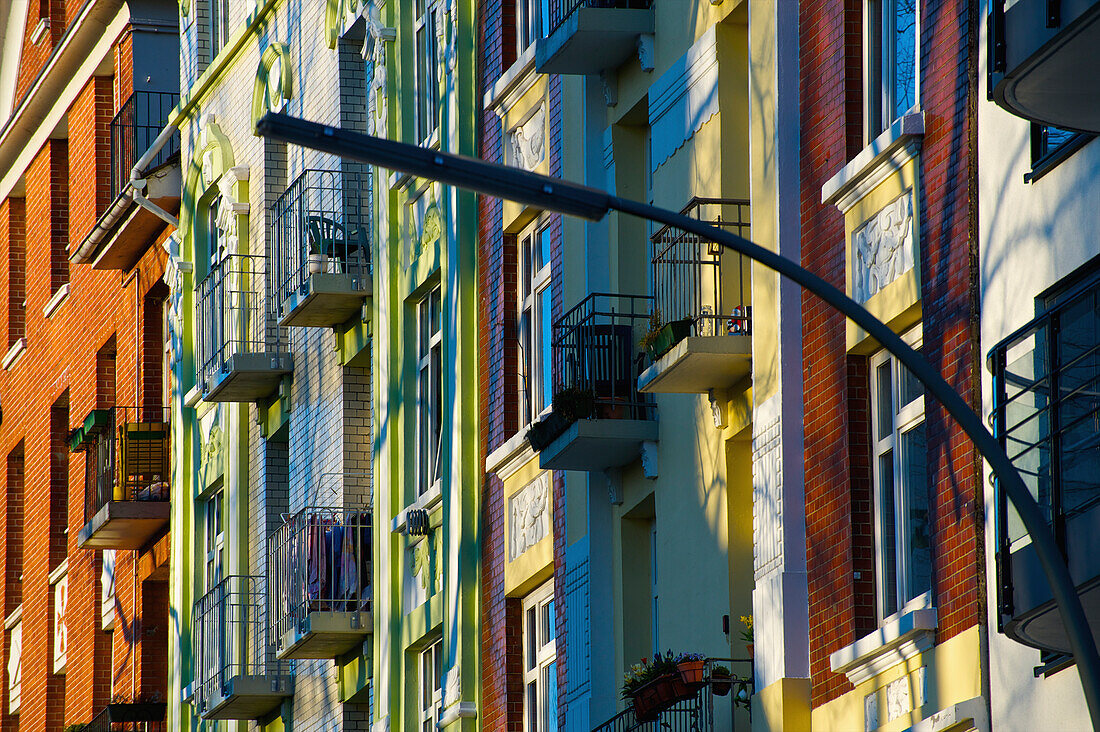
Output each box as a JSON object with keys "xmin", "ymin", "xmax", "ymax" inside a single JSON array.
[
  {"xmin": 363, "ymin": 2, "xmax": 394, "ymax": 137},
  {"xmin": 443, "ymin": 664, "xmax": 461, "ymax": 708},
  {"xmin": 421, "ymin": 200, "xmax": 443, "ymax": 254},
  {"xmin": 510, "ymin": 473, "xmax": 550, "ymax": 561},
  {"xmin": 510, "ymin": 105, "xmax": 546, "ymax": 171},
  {"xmin": 852, "ymin": 192, "xmax": 914, "ymax": 304},
  {"xmin": 164, "ymin": 235, "xmax": 186, "ymax": 368},
  {"xmin": 447, "ymin": 0, "xmax": 459, "ymax": 71}
]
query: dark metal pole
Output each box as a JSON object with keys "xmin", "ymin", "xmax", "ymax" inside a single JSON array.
[{"xmin": 256, "ymin": 112, "xmax": 1100, "ymax": 726}]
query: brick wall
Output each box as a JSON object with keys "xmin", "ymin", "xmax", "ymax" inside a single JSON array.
[
  {"xmin": 799, "ymin": 0, "xmax": 983, "ymax": 706},
  {"xmin": 68, "ymin": 76, "xmax": 114, "ymax": 249},
  {"xmin": 2, "ymin": 199, "xmax": 26, "ymax": 348}
]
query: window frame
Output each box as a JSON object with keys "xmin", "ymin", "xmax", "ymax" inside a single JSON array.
[
  {"xmin": 516, "ymin": 0, "xmax": 549, "ymax": 56},
  {"xmin": 522, "ymin": 581, "xmax": 558, "ymax": 732},
  {"xmin": 419, "ymin": 638, "xmax": 443, "ymax": 732},
  {"xmin": 209, "ymin": 0, "xmax": 229, "ymax": 60},
  {"xmin": 417, "ymin": 286, "xmax": 443, "ymax": 497},
  {"xmin": 518, "ymin": 218, "xmax": 553, "ymax": 428},
  {"xmin": 1026, "ymin": 123, "xmax": 1095, "ymax": 183},
  {"xmin": 870, "ymin": 326, "xmax": 931, "ymax": 621},
  {"xmin": 204, "ymin": 488, "xmax": 224, "ymax": 592},
  {"xmin": 415, "ymin": 0, "xmax": 441, "ymax": 144},
  {"xmin": 865, "ymin": 0, "xmax": 920, "ymax": 140}
]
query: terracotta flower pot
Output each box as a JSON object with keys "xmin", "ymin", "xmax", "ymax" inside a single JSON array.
[
  {"xmin": 711, "ymin": 672, "xmax": 733, "ymax": 697},
  {"xmin": 678, "ymin": 659, "xmax": 706, "ymax": 688}
]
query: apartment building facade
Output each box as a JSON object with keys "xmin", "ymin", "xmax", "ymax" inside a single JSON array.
[
  {"xmin": 982, "ymin": 0, "xmax": 1100, "ymax": 726},
  {"xmin": 791, "ymin": 0, "xmax": 989, "ymax": 727},
  {"xmin": 167, "ymin": 0, "xmax": 374, "ymax": 729},
  {"xmin": 0, "ymin": 0, "xmax": 178, "ymax": 729}
]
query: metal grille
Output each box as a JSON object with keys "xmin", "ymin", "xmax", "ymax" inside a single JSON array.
[
  {"xmin": 79, "ymin": 702, "xmax": 167, "ymax": 732},
  {"xmin": 268, "ymin": 506, "xmax": 373, "ymax": 644},
  {"xmin": 196, "ymin": 253, "xmax": 285, "ymax": 395},
  {"xmin": 74, "ymin": 406, "xmax": 170, "ymax": 524},
  {"xmin": 109, "ymin": 91, "xmax": 180, "ymax": 200},
  {"xmin": 548, "ymin": 0, "xmax": 653, "ymax": 36},
  {"xmin": 552, "ymin": 293, "xmax": 654, "ymax": 419},
  {"xmin": 193, "ymin": 575, "xmax": 284, "ymax": 714},
  {"xmin": 270, "ymin": 168, "xmax": 372, "ymax": 315},
  {"xmin": 651, "ymin": 198, "xmax": 751, "ymax": 338},
  {"xmin": 591, "ymin": 658, "xmax": 754, "ymax": 732}
]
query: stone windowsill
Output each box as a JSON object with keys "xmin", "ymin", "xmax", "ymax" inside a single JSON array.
[
  {"xmin": 821, "ymin": 111, "xmax": 925, "ymax": 211},
  {"xmin": 42, "ymin": 283, "xmax": 69, "ymax": 318},
  {"xmin": 829, "ymin": 602, "xmax": 938, "ymax": 686},
  {"xmin": 484, "ymin": 44, "xmax": 538, "ymax": 112},
  {"xmin": 390, "ymin": 482, "xmax": 443, "ymax": 534},
  {"xmin": 2, "ymin": 337, "xmax": 26, "ymax": 370}
]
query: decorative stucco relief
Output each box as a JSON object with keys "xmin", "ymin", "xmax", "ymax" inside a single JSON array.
[
  {"xmin": 510, "ymin": 105, "xmax": 546, "ymax": 171},
  {"xmin": 852, "ymin": 191, "xmax": 914, "ymax": 304},
  {"xmin": 510, "ymin": 473, "xmax": 550, "ymax": 561}
]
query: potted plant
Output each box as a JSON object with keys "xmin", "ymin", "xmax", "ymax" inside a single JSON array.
[
  {"xmin": 739, "ymin": 614, "xmax": 754, "ymax": 658},
  {"xmin": 639, "ymin": 310, "xmax": 693, "ymax": 361},
  {"xmin": 526, "ymin": 387, "xmax": 596, "ymax": 451},
  {"xmin": 526, "ymin": 412, "xmax": 570, "ymax": 451},
  {"xmin": 622, "ymin": 651, "xmax": 688, "ymax": 722},
  {"xmin": 710, "ymin": 664, "xmax": 733, "ymax": 696},
  {"xmin": 676, "ymin": 652, "xmax": 706, "ymax": 688}
]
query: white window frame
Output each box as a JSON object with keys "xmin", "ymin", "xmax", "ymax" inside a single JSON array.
[
  {"xmin": 516, "ymin": 0, "xmax": 549, "ymax": 55},
  {"xmin": 518, "ymin": 218, "xmax": 552, "ymax": 428},
  {"xmin": 523, "ymin": 581, "xmax": 557, "ymax": 732},
  {"xmin": 415, "ymin": 0, "xmax": 441, "ymax": 144},
  {"xmin": 419, "ymin": 639, "xmax": 443, "ymax": 732},
  {"xmin": 209, "ymin": 0, "xmax": 229, "ymax": 60},
  {"xmin": 204, "ymin": 488, "xmax": 224, "ymax": 592},
  {"xmin": 417, "ymin": 287, "xmax": 443, "ymax": 497},
  {"xmin": 865, "ymin": 0, "xmax": 920, "ymax": 139},
  {"xmin": 870, "ymin": 326, "xmax": 931, "ymax": 621}
]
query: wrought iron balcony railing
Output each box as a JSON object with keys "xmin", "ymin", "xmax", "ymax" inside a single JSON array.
[
  {"xmin": 548, "ymin": 0, "xmax": 653, "ymax": 36},
  {"xmin": 69, "ymin": 405, "xmax": 170, "ymax": 526},
  {"xmin": 109, "ymin": 91, "xmax": 180, "ymax": 201},
  {"xmin": 80, "ymin": 701, "xmax": 167, "ymax": 732},
  {"xmin": 268, "ymin": 506, "xmax": 372, "ymax": 658},
  {"xmin": 552, "ymin": 292, "xmax": 654, "ymax": 420},
  {"xmin": 270, "ymin": 168, "xmax": 372, "ymax": 323},
  {"xmin": 196, "ymin": 253, "xmax": 288, "ymax": 397},
  {"xmin": 651, "ymin": 198, "xmax": 751, "ymax": 338},
  {"xmin": 193, "ymin": 575, "xmax": 290, "ymax": 717}
]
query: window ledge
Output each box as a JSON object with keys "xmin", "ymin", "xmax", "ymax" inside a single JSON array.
[
  {"xmin": 30, "ymin": 18, "xmax": 50, "ymax": 45},
  {"xmin": 390, "ymin": 483, "xmax": 443, "ymax": 534},
  {"xmin": 2, "ymin": 338, "xmax": 26, "ymax": 371},
  {"xmin": 821, "ymin": 112, "xmax": 925, "ymax": 211},
  {"xmin": 4, "ymin": 604, "xmax": 21, "ymax": 630},
  {"xmin": 43, "ymin": 283, "xmax": 69, "ymax": 319},
  {"xmin": 483, "ymin": 44, "xmax": 538, "ymax": 112},
  {"xmin": 485, "ymin": 427, "xmax": 536, "ymax": 480},
  {"xmin": 829, "ymin": 605, "xmax": 938, "ymax": 685}
]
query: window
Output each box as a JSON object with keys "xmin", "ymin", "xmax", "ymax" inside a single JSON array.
[
  {"xmin": 523, "ymin": 582, "xmax": 557, "ymax": 732},
  {"xmin": 1027, "ymin": 123, "xmax": 1093, "ymax": 182},
  {"xmin": 417, "ymin": 287, "xmax": 443, "ymax": 496},
  {"xmin": 419, "ymin": 639, "xmax": 443, "ymax": 732},
  {"xmin": 415, "ymin": 0, "xmax": 440, "ymax": 142},
  {"xmin": 210, "ymin": 0, "xmax": 229, "ymax": 59},
  {"xmin": 870, "ymin": 328, "xmax": 931, "ymax": 619},
  {"xmin": 519, "ymin": 220, "xmax": 553, "ymax": 427},
  {"xmin": 517, "ymin": 0, "xmax": 549, "ymax": 54},
  {"xmin": 866, "ymin": 0, "xmax": 918, "ymax": 138},
  {"xmin": 204, "ymin": 489, "xmax": 224, "ymax": 591}
]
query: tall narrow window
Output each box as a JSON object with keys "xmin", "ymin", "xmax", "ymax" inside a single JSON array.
[
  {"xmin": 415, "ymin": 0, "xmax": 440, "ymax": 142},
  {"xmin": 870, "ymin": 327, "xmax": 930, "ymax": 619},
  {"xmin": 866, "ymin": 0, "xmax": 919, "ymax": 138},
  {"xmin": 49, "ymin": 139, "xmax": 68, "ymax": 293},
  {"xmin": 419, "ymin": 639, "xmax": 443, "ymax": 732},
  {"xmin": 49, "ymin": 395, "xmax": 68, "ymax": 571},
  {"xmin": 6, "ymin": 198, "xmax": 25, "ymax": 348},
  {"xmin": 523, "ymin": 581, "xmax": 558, "ymax": 732},
  {"xmin": 417, "ymin": 286, "xmax": 442, "ymax": 496},
  {"xmin": 210, "ymin": 0, "xmax": 229, "ymax": 59},
  {"xmin": 519, "ymin": 220, "xmax": 552, "ymax": 427},
  {"xmin": 516, "ymin": 0, "xmax": 549, "ymax": 54},
  {"xmin": 204, "ymin": 488, "xmax": 224, "ymax": 592}
]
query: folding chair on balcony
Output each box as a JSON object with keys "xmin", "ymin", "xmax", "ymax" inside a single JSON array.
[{"xmin": 305, "ymin": 216, "xmax": 361, "ymax": 274}]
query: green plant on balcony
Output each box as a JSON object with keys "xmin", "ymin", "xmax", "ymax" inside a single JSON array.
[
  {"xmin": 639, "ymin": 309, "xmax": 692, "ymax": 361},
  {"xmin": 526, "ymin": 387, "xmax": 597, "ymax": 451},
  {"xmin": 622, "ymin": 650, "xmax": 699, "ymax": 722}
]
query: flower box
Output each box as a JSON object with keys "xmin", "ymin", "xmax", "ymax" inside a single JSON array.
[
  {"xmin": 645, "ymin": 318, "xmax": 693, "ymax": 361},
  {"xmin": 677, "ymin": 658, "xmax": 706, "ymax": 688}
]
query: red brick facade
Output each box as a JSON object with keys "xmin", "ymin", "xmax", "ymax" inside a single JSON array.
[
  {"xmin": 799, "ymin": 0, "xmax": 983, "ymax": 707},
  {"xmin": 0, "ymin": 8, "xmax": 172, "ymax": 730}
]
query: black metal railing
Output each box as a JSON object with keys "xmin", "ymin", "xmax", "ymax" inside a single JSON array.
[
  {"xmin": 109, "ymin": 91, "xmax": 180, "ymax": 200},
  {"xmin": 552, "ymin": 292, "xmax": 654, "ymax": 419},
  {"xmin": 651, "ymin": 198, "xmax": 752, "ymax": 338},
  {"xmin": 270, "ymin": 168, "xmax": 372, "ymax": 314},
  {"xmin": 548, "ymin": 0, "xmax": 653, "ymax": 36},
  {"xmin": 196, "ymin": 253, "xmax": 285, "ymax": 395},
  {"xmin": 71, "ymin": 406, "xmax": 170, "ymax": 525},
  {"xmin": 592, "ymin": 658, "xmax": 753, "ymax": 732},
  {"xmin": 79, "ymin": 701, "xmax": 167, "ymax": 732},
  {"xmin": 193, "ymin": 575, "xmax": 285, "ymax": 714},
  {"xmin": 268, "ymin": 506, "xmax": 372, "ymax": 643},
  {"xmin": 990, "ymin": 275, "xmax": 1100, "ymax": 620}
]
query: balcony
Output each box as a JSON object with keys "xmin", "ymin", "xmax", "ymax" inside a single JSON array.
[
  {"xmin": 531, "ymin": 293, "xmax": 657, "ymax": 472},
  {"xmin": 989, "ymin": 0, "xmax": 1100, "ymax": 131},
  {"xmin": 70, "ymin": 406, "xmax": 170, "ymax": 551},
  {"xmin": 638, "ymin": 199, "xmax": 752, "ymax": 395},
  {"xmin": 81, "ymin": 701, "xmax": 167, "ymax": 731},
  {"xmin": 535, "ymin": 0, "xmax": 654, "ymax": 76},
  {"xmin": 990, "ymin": 275, "xmax": 1100, "ymax": 653},
  {"xmin": 197, "ymin": 253, "xmax": 292, "ymax": 402},
  {"xmin": 269, "ymin": 506, "xmax": 372, "ymax": 660},
  {"xmin": 270, "ymin": 169, "xmax": 372, "ymax": 328},
  {"xmin": 193, "ymin": 575, "xmax": 293, "ymax": 720},
  {"xmin": 591, "ymin": 658, "xmax": 753, "ymax": 732},
  {"xmin": 90, "ymin": 91, "xmax": 181, "ymax": 271}
]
